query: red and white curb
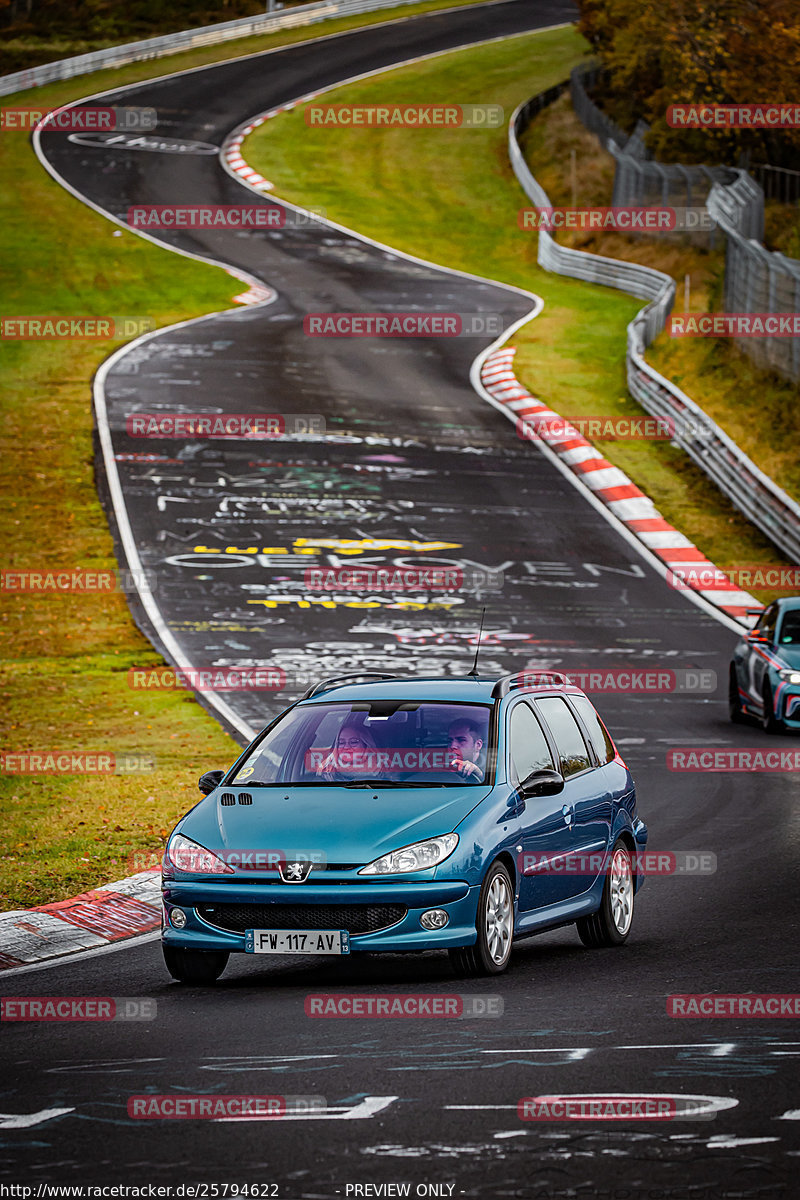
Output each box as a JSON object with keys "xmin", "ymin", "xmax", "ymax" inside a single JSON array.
[
  {"xmin": 224, "ymin": 115, "xmax": 274, "ymax": 192},
  {"xmin": 0, "ymin": 870, "xmax": 161, "ymax": 971},
  {"xmin": 481, "ymin": 346, "xmax": 761, "ymax": 624},
  {"xmin": 231, "ymin": 279, "xmax": 274, "ymax": 305},
  {"xmin": 222, "ymin": 91, "xmax": 322, "ymax": 193}
]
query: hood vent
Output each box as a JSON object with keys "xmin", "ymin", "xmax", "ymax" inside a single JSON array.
[
  {"xmin": 220, "ymin": 792, "xmax": 236, "ymax": 806},
  {"xmin": 238, "ymin": 792, "xmax": 253, "ymax": 805}
]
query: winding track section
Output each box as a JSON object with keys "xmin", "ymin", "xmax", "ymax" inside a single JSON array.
[{"xmin": 6, "ymin": 0, "xmax": 798, "ymax": 1190}]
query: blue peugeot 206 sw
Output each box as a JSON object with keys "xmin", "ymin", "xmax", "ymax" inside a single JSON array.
[{"xmin": 161, "ymin": 671, "xmax": 648, "ymax": 983}]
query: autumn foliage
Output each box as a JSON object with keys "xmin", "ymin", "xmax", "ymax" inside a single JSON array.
[{"xmin": 575, "ymin": 0, "xmax": 800, "ymax": 166}]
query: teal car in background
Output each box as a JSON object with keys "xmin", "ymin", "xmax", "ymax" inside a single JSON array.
[{"xmin": 730, "ymin": 597, "xmax": 800, "ymax": 732}]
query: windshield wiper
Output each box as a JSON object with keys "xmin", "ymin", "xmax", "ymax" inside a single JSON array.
[{"xmin": 342, "ymin": 779, "xmax": 433, "ymax": 788}]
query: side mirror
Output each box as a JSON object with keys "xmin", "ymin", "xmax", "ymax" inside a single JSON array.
[
  {"xmin": 746, "ymin": 630, "xmax": 769, "ymax": 644},
  {"xmin": 519, "ymin": 768, "xmax": 565, "ymax": 798},
  {"xmin": 198, "ymin": 769, "xmax": 225, "ymax": 795}
]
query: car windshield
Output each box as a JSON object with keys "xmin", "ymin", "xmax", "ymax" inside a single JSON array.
[{"xmin": 231, "ymin": 701, "xmax": 493, "ymax": 787}]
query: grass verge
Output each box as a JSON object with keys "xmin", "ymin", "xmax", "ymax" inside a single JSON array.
[
  {"xmin": 0, "ymin": 138, "xmax": 241, "ymax": 909},
  {"xmin": 244, "ymin": 26, "xmax": 796, "ymax": 600},
  {"xmin": 1, "ymin": 0, "xmax": 495, "ymax": 909}
]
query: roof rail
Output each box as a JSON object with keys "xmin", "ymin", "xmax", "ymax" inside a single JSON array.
[
  {"xmin": 491, "ymin": 671, "xmax": 569, "ymax": 699},
  {"xmin": 300, "ymin": 672, "xmax": 402, "ymax": 700}
]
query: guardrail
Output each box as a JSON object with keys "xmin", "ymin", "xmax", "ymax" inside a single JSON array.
[
  {"xmin": 569, "ymin": 63, "xmax": 629, "ymax": 152},
  {"xmin": 0, "ymin": 0, "xmax": 429, "ymax": 96},
  {"xmin": 509, "ymin": 93, "xmax": 800, "ymax": 564}
]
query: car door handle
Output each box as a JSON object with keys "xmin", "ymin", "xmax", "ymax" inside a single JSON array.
[{"xmin": 561, "ymin": 804, "xmax": 574, "ymax": 826}]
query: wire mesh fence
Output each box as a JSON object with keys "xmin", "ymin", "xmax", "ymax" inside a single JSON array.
[{"xmin": 571, "ymin": 63, "xmax": 799, "ymax": 384}]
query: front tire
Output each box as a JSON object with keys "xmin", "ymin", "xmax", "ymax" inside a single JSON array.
[
  {"xmin": 163, "ymin": 944, "xmax": 229, "ymax": 984},
  {"xmin": 576, "ymin": 841, "xmax": 634, "ymax": 948},
  {"xmin": 449, "ymin": 861, "xmax": 514, "ymax": 977},
  {"xmin": 762, "ymin": 682, "xmax": 782, "ymax": 733}
]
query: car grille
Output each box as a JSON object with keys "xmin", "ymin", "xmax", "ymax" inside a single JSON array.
[{"xmin": 196, "ymin": 902, "xmax": 407, "ymax": 936}]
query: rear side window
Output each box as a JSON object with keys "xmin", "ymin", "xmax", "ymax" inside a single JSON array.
[
  {"xmin": 570, "ymin": 695, "xmax": 616, "ymax": 765},
  {"xmin": 508, "ymin": 702, "xmax": 554, "ymax": 785},
  {"xmin": 535, "ymin": 697, "xmax": 592, "ymax": 777}
]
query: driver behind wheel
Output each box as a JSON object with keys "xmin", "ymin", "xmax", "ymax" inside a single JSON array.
[{"xmin": 447, "ymin": 718, "xmax": 486, "ymax": 781}]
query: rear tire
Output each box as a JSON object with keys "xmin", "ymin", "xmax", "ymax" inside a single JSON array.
[
  {"xmin": 163, "ymin": 945, "xmax": 229, "ymax": 984},
  {"xmin": 576, "ymin": 841, "xmax": 634, "ymax": 948},
  {"xmin": 729, "ymin": 665, "xmax": 746, "ymax": 724},
  {"xmin": 449, "ymin": 861, "xmax": 514, "ymax": 977}
]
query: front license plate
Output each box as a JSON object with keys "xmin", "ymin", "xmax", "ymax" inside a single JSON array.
[{"xmin": 245, "ymin": 929, "xmax": 350, "ymax": 955}]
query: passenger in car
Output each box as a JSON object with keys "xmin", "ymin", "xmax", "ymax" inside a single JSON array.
[{"xmin": 315, "ymin": 721, "xmax": 384, "ymax": 781}]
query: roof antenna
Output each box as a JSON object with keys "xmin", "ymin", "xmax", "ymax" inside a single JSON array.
[{"xmin": 467, "ymin": 607, "xmax": 487, "ymax": 678}]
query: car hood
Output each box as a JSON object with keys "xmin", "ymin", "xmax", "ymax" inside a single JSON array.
[{"xmin": 177, "ymin": 784, "xmax": 491, "ymax": 865}]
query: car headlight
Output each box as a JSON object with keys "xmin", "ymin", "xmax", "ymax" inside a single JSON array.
[
  {"xmin": 167, "ymin": 833, "xmax": 233, "ymax": 874},
  {"xmin": 779, "ymin": 669, "xmax": 800, "ymax": 684},
  {"xmin": 359, "ymin": 834, "xmax": 459, "ymax": 876}
]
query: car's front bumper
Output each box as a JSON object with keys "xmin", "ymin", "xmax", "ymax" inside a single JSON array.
[
  {"xmin": 161, "ymin": 878, "xmax": 480, "ymax": 953},
  {"xmin": 777, "ymin": 683, "xmax": 800, "ymax": 728}
]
